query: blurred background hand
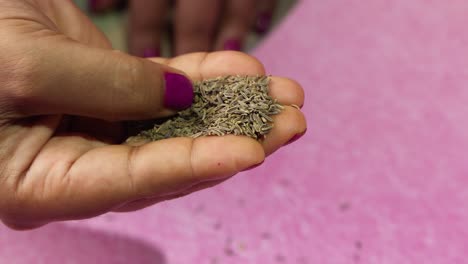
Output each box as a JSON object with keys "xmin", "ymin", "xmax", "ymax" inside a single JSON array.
[{"xmin": 88, "ymin": 0, "xmax": 277, "ymax": 56}]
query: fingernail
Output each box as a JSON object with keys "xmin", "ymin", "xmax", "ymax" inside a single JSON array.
[
  {"xmin": 243, "ymin": 160, "xmax": 264, "ymax": 171},
  {"xmin": 88, "ymin": 0, "xmax": 98, "ymax": 13},
  {"xmin": 164, "ymin": 72, "xmax": 194, "ymax": 110},
  {"xmin": 223, "ymin": 39, "xmax": 242, "ymax": 51},
  {"xmin": 255, "ymin": 12, "xmax": 273, "ymax": 34},
  {"xmin": 142, "ymin": 48, "xmax": 160, "ymax": 58},
  {"xmin": 285, "ymin": 129, "xmax": 307, "ymax": 146}
]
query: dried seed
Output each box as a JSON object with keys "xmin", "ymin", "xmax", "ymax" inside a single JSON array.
[{"xmin": 126, "ymin": 76, "xmax": 283, "ymax": 142}]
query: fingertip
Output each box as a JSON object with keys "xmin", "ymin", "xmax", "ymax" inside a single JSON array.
[
  {"xmin": 214, "ymin": 0, "xmax": 256, "ymax": 51},
  {"xmin": 262, "ymin": 106, "xmax": 307, "ymax": 155},
  {"xmin": 233, "ymin": 136, "xmax": 266, "ymax": 170},
  {"xmin": 269, "ymin": 77, "xmax": 305, "ymax": 108},
  {"xmin": 163, "ymin": 72, "xmax": 194, "ymax": 110},
  {"xmin": 284, "ymin": 128, "xmax": 307, "ymax": 146},
  {"xmin": 1, "ymin": 220, "xmax": 44, "ymax": 231},
  {"xmin": 234, "ymin": 136, "xmax": 265, "ymax": 171}
]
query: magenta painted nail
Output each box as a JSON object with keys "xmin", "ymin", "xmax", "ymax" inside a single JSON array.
[
  {"xmin": 88, "ymin": 0, "xmax": 98, "ymax": 13},
  {"xmin": 223, "ymin": 39, "xmax": 242, "ymax": 51},
  {"xmin": 255, "ymin": 12, "xmax": 272, "ymax": 34},
  {"xmin": 285, "ymin": 129, "xmax": 307, "ymax": 146},
  {"xmin": 164, "ymin": 72, "xmax": 194, "ymax": 110},
  {"xmin": 142, "ymin": 48, "xmax": 160, "ymax": 58}
]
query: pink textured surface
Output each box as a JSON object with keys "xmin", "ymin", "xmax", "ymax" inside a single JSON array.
[{"xmin": 1, "ymin": 0, "xmax": 468, "ymax": 263}]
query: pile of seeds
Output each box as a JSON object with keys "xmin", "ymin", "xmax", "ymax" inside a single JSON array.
[{"xmin": 127, "ymin": 75, "xmax": 283, "ymax": 142}]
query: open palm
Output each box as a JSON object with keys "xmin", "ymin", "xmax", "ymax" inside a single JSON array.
[{"xmin": 0, "ymin": 0, "xmax": 306, "ymax": 229}]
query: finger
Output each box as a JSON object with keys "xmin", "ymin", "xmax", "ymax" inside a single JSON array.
[
  {"xmin": 11, "ymin": 38, "xmax": 194, "ymax": 121},
  {"xmin": 14, "ymin": 50, "xmax": 267, "ymax": 121},
  {"xmin": 113, "ymin": 178, "xmax": 227, "ymax": 212},
  {"xmin": 128, "ymin": 0, "xmax": 170, "ymax": 57},
  {"xmin": 254, "ymin": 0, "xmax": 276, "ymax": 34},
  {"xmin": 149, "ymin": 56, "xmax": 303, "ymax": 106},
  {"xmin": 39, "ymin": 0, "xmax": 113, "ymax": 49},
  {"xmin": 173, "ymin": 0, "xmax": 222, "ymax": 55},
  {"xmin": 148, "ymin": 51, "xmax": 265, "ymax": 80},
  {"xmin": 215, "ymin": 0, "xmax": 257, "ymax": 51},
  {"xmin": 88, "ymin": 0, "xmax": 117, "ymax": 13},
  {"xmin": 148, "ymin": 54, "xmax": 306, "ymax": 153},
  {"xmin": 14, "ymin": 136, "xmax": 264, "ymax": 222},
  {"xmin": 268, "ymin": 77, "xmax": 305, "ymax": 108},
  {"xmin": 262, "ymin": 106, "xmax": 307, "ymax": 155},
  {"xmin": 65, "ymin": 111, "xmax": 306, "ymax": 218}
]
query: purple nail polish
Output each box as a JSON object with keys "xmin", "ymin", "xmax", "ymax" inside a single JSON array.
[
  {"xmin": 142, "ymin": 48, "xmax": 160, "ymax": 58},
  {"xmin": 164, "ymin": 72, "xmax": 194, "ymax": 110},
  {"xmin": 223, "ymin": 39, "xmax": 242, "ymax": 51},
  {"xmin": 243, "ymin": 160, "xmax": 265, "ymax": 171},
  {"xmin": 88, "ymin": 0, "xmax": 98, "ymax": 13},
  {"xmin": 255, "ymin": 12, "xmax": 272, "ymax": 34},
  {"xmin": 285, "ymin": 129, "xmax": 307, "ymax": 146}
]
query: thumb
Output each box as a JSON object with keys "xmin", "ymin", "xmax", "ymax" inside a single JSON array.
[{"xmin": 16, "ymin": 39, "xmax": 194, "ymax": 121}]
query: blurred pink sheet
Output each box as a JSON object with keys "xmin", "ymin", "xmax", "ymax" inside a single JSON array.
[{"xmin": 1, "ymin": 0, "xmax": 467, "ymax": 263}]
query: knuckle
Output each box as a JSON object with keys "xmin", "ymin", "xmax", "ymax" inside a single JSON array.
[
  {"xmin": 0, "ymin": 53, "xmax": 39, "ymax": 99},
  {"xmin": 113, "ymin": 57, "xmax": 143, "ymax": 94},
  {"xmin": 107, "ymin": 57, "xmax": 148, "ymax": 120},
  {"xmin": 0, "ymin": 53, "xmax": 42, "ymax": 115}
]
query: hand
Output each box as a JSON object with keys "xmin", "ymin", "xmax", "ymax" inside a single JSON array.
[
  {"xmin": 0, "ymin": 0, "xmax": 306, "ymax": 230},
  {"xmin": 89, "ymin": 0, "xmax": 276, "ymax": 56}
]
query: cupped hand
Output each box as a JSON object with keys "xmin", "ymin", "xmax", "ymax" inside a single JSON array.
[{"xmin": 0, "ymin": 0, "xmax": 306, "ymax": 230}]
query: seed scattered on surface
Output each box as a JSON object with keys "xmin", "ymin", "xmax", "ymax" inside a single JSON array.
[
  {"xmin": 224, "ymin": 247, "xmax": 235, "ymax": 257},
  {"xmin": 126, "ymin": 75, "xmax": 283, "ymax": 142},
  {"xmin": 339, "ymin": 202, "xmax": 351, "ymax": 212},
  {"xmin": 260, "ymin": 232, "xmax": 272, "ymax": 240},
  {"xmin": 355, "ymin": 241, "xmax": 363, "ymax": 249}
]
